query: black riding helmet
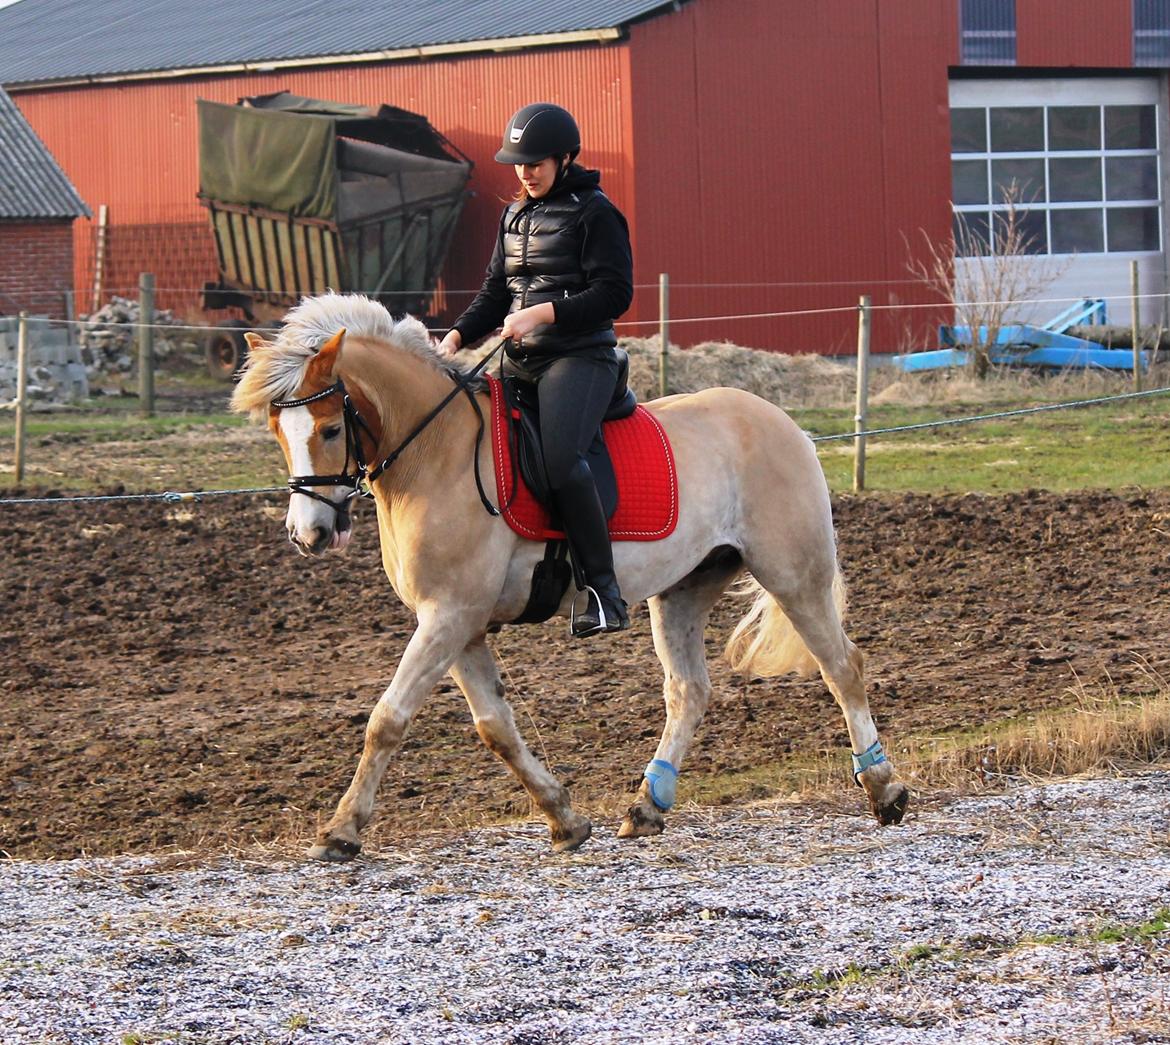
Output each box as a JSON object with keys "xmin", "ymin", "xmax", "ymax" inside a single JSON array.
[{"xmin": 495, "ymin": 103, "xmax": 581, "ymax": 165}]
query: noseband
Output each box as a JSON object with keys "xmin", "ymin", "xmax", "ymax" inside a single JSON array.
[
  {"xmin": 271, "ymin": 378, "xmax": 374, "ymax": 521},
  {"xmin": 270, "ymin": 340, "xmax": 506, "ymax": 520}
]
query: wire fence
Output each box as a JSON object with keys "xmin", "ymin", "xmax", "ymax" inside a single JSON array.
[
  {"xmin": 3, "ymin": 282, "xmax": 1168, "ymax": 505},
  {"xmin": 7, "ymin": 287, "xmax": 1170, "ymax": 341},
  {"xmin": 2, "ymin": 384, "xmax": 1167, "ymax": 508}
]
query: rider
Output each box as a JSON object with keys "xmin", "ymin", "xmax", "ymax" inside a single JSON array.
[{"xmin": 438, "ymin": 102, "xmax": 633, "ymax": 637}]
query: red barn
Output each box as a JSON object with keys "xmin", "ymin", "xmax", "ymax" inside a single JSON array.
[{"xmin": 0, "ymin": 0, "xmax": 1165, "ymax": 350}]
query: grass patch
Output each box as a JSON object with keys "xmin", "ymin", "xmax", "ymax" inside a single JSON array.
[
  {"xmin": 796, "ymin": 399, "xmax": 1170, "ymax": 493},
  {"xmin": 1092, "ymin": 907, "xmax": 1170, "ymax": 945}
]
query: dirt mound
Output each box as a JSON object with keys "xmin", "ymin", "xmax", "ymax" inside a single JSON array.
[{"xmin": 620, "ymin": 336, "xmax": 857, "ymax": 408}]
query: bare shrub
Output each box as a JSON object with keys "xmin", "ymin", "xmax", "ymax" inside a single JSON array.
[{"xmin": 908, "ymin": 184, "xmax": 1070, "ymax": 378}]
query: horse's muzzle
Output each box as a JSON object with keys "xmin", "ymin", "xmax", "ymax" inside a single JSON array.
[{"xmin": 289, "ymin": 521, "xmax": 352, "ymax": 556}]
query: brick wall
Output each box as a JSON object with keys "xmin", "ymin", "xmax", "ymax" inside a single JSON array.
[{"xmin": 0, "ymin": 219, "xmax": 75, "ymax": 318}]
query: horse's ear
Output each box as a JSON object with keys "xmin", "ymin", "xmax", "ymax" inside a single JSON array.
[
  {"xmin": 309, "ymin": 328, "xmax": 346, "ymax": 380},
  {"xmin": 243, "ymin": 331, "xmax": 267, "ymax": 351}
]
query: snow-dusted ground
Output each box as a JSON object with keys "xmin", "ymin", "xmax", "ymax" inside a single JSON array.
[{"xmin": 1, "ymin": 774, "xmax": 1168, "ymax": 1045}]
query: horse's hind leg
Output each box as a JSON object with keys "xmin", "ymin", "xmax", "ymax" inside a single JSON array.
[
  {"xmin": 449, "ymin": 636, "xmax": 592, "ymax": 853},
  {"xmin": 770, "ymin": 578, "xmax": 909, "ymax": 825},
  {"xmin": 618, "ymin": 549, "xmax": 740, "ymax": 839}
]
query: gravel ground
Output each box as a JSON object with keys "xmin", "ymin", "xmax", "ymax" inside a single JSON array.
[{"xmin": 1, "ymin": 774, "xmax": 1168, "ymax": 1045}]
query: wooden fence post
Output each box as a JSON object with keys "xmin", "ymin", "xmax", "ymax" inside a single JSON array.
[
  {"xmin": 138, "ymin": 272, "xmax": 155, "ymax": 417},
  {"xmin": 658, "ymin": 272, "xmax": 670, "ymax": 399},
  {"xmin": 14, "ymin": 311, "xmax": 28, "ymax": 484},
  {"xmin": 853, "ymin": 295, "xmax": 872, "ymax": 493},
  {"xmin": 1130, "ymin": 260, "xmax": 1142, "ymax": 393}
]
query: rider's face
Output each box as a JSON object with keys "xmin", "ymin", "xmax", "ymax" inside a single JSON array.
[{"xmin": 515, "ymin": 156, "xmax": 564, "ymax": 198}]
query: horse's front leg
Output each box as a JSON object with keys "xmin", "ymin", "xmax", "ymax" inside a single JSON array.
[
  {"xmin": 308, "ymin": 607, "xmax": 472, "ymax": 862},
  {"xmin": 449, "ymin": 637, "xmax": 592, "ymax": 852}
]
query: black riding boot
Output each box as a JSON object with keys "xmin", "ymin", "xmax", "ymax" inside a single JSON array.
[{"xmin": 553, "ymin": 465, "xmax": 629, "ymax": 637}]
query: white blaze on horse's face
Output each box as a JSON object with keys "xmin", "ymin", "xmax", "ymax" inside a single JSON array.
[{"xmin": 276, "ymin": 404, "xmax": 354, "ymax": 556}]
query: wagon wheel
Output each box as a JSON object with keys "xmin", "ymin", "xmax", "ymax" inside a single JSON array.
[{"xmin": 206, "ymin": 320, "xmax": 250, "ymax": 381}]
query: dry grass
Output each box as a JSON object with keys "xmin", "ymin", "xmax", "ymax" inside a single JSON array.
[
  {"xmin": 619, "ymin": 337, "xmax": 1170, "ymax": 411},
  {"xmin": 901, "ymin": 670, "xmax": 1170, "ymax": 789},
  {"xmin": 671, "ymin": 671, "xmax": 1170, "ymax": 819},
  {"xmin": 462, "ymin": 332, "xmax": 1169, "ymax": 412}
]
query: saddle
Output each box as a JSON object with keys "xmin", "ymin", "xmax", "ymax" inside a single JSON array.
[
  {"xmin": 487, "ymin": 350, "xmax": 679, "ymax": 624},
  {"xmin": 503, "ymin": 349, "xmax": 638, "ymax": 523}
]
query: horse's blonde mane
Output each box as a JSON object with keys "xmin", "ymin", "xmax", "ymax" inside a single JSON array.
[{"xmin": 231, "ymin": 293, "xmax": 436, "ymax": 418}]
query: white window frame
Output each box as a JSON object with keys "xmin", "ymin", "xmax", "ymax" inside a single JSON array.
[{"xmin": 950, "ymin": 79, "xmax": 1163, "ymax": 258}]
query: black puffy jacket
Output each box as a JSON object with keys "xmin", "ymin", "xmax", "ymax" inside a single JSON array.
[{"xmin": 452, "ymin": 165, "xmax": 633, "ymax": 360}]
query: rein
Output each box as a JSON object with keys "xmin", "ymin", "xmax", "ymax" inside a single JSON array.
[{"xmin": 271, "ymin": 339, "xmax": 507, "ymax": 517}]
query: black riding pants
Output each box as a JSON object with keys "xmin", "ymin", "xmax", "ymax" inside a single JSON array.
[{"xmin": 532, "ymin": 353, "xmax": 620, "ymax": 491}]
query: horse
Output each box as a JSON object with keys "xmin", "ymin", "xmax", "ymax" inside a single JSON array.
[{"xmin": 231, "ymin": 293, "xmax": 909, "ymax": 862}]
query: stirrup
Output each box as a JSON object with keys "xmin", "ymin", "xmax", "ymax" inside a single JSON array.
[{"xmin": 570, "ymin": 585, "xmax": 629, "ymax": 637}]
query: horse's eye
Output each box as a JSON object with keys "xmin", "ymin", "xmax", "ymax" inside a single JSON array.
[{"xmin": 322, "ymin": 425, "xmax": 342, "ymax": 441}]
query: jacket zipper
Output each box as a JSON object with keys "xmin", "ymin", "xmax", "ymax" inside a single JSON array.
[{"xmin": 520, "ymin": 204, "xmax": 534, "ymax": 309}]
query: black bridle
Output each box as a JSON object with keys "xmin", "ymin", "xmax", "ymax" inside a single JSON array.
[{"xmin": 270, "ymin": 339, "xmax": 506, "ymax": 519}]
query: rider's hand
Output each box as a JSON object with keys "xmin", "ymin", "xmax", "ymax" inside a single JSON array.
[
  {"xmin": 501, "ymin": 302, "xmax": 555, "ymax": 341},
  {"xmin": 435, "ymin": 330, "xmax": 462, "ymax": 358}
]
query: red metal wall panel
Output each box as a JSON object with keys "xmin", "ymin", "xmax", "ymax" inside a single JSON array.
[
  {"xmin": 628, "ymin": 0, "xmax": 952, "ymax": 352},
  {"xmin": 12, "ymin": 44, "xmax": 634, "ymax": 320},
  {"xmin": 1017, "ymin": 0, "xmax": 1133, "ymax": 67},
  {"xmin": 875, "ymin": 0, "xmax": 959, "ymax": 352}
]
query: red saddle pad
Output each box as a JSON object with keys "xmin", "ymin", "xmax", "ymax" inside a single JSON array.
[{"xmin": 488, "ymin": 376, "xmax": 679, "ymax": 542}]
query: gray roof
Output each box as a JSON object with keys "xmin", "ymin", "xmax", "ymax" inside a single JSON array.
[
  {"xmin": 0, "ymin": 0, "xmax": 679, "ymax": 87},
  {"xmin": 0, "ymin": 86, "xmax": 89, "ymax": 218}
]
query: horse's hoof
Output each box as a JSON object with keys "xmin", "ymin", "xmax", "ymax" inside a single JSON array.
[
  {"xmin": 617, "ymin": 803, "xmax": 665, "ymax": 839},
  {"xmin": 306, "ymin": 835, "xmax": 362, "ymax": 862},
  {"xmin": 870, "ymin": 783, "xmax": 910, "ymax": 827},
  {"xmin": 551, "ymin": 818, "xmax": 592, "ymax": 853}
]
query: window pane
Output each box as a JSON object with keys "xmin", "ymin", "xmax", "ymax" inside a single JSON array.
[
  {"xmin": 1050, "ymin": 208, "xmax": 1104, "ymax": 253},
  {"xmin": 960, "ymin": 0, "xmax": 1016, "ymax": 63},
  {"xmin": 1050, "ymin": 157, "xmax": 1102, "ymax": 201},
  {"xmin": 1135, "ymin": 0, "xmax": 1170, "ymax": 29},
  {"xmin": 1107, "ymin": 207, "xmax": 1161, "ymax": 251},
  {"xmin": 990, "ymin": 107, "xmax": 1043, "ymax": 151},
  {"xmin": 1135, "ymin": 29, "xmax": 1170, "ymax": 65},
  {"xmin": 954, "ymin": 210, "xmax": 992, "ymax": 255},
  {"xmin": 1106, "ymin": 156, "xmax": 1159, "ymax": 200},
  {"xmin": 1048, "ymin": 106, "xmax": 1100, "ymax": 150},
  {"xmin": 993, "ymin": 208, "xmax": 1047, "ymax": 254},
  {"xmin": 1104, "ymin": 105, "xmax": 1157, "ymax": 149},
  {"xmin": 953, "ymin": 159, "xmax": 989, "ymax": 205},
  {"xmin": 1135, "ymin": 3, "xmax": 1170, "ymax": 65},
  {"xmin": 992, "ymin": 158, "xmax": 1046, "ymax": 203},
  {"xmin": 961, "ymin": 0, "xmax": 1015, "ymax": 30},
  {"xmin": 951, "ymin": 108, "xmax": 987, "ymax": 152}
]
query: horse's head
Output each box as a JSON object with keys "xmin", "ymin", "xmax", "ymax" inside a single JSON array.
[
  {"xmin": 234, "ymin": 292, "xmax": 448, "ymax": 557},
  {"xmin": 239, "ymin": 326, "xmax": 370, "ymax": 557}
]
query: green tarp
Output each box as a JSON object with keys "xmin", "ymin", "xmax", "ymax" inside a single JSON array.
[
  {"xmin": 198, "ymin": 101, "xmax": 338, "ymax": 220},
  {"xmin": 197, "ymin": 92, "xmax": 471, "ymax": 224}
]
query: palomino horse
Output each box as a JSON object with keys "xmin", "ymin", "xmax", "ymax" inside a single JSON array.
[{"xmin": 232, "ymin": 293, "xmax": 908, "ymax": 861}]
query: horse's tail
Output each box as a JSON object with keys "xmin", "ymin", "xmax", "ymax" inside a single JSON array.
[{"xmin": 724, "ymin": 570, "xmax": 846, "ymax": 678}]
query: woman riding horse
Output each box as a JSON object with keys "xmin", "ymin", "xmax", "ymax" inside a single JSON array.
[{"xmin": 437, "ymin": 102, "xmax": 632, "ymax": 637}]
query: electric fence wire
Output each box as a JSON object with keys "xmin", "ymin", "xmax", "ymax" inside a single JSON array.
[{"xmin": 12, "ymin": 287, "xmax": 1170, "ymax": 334}]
